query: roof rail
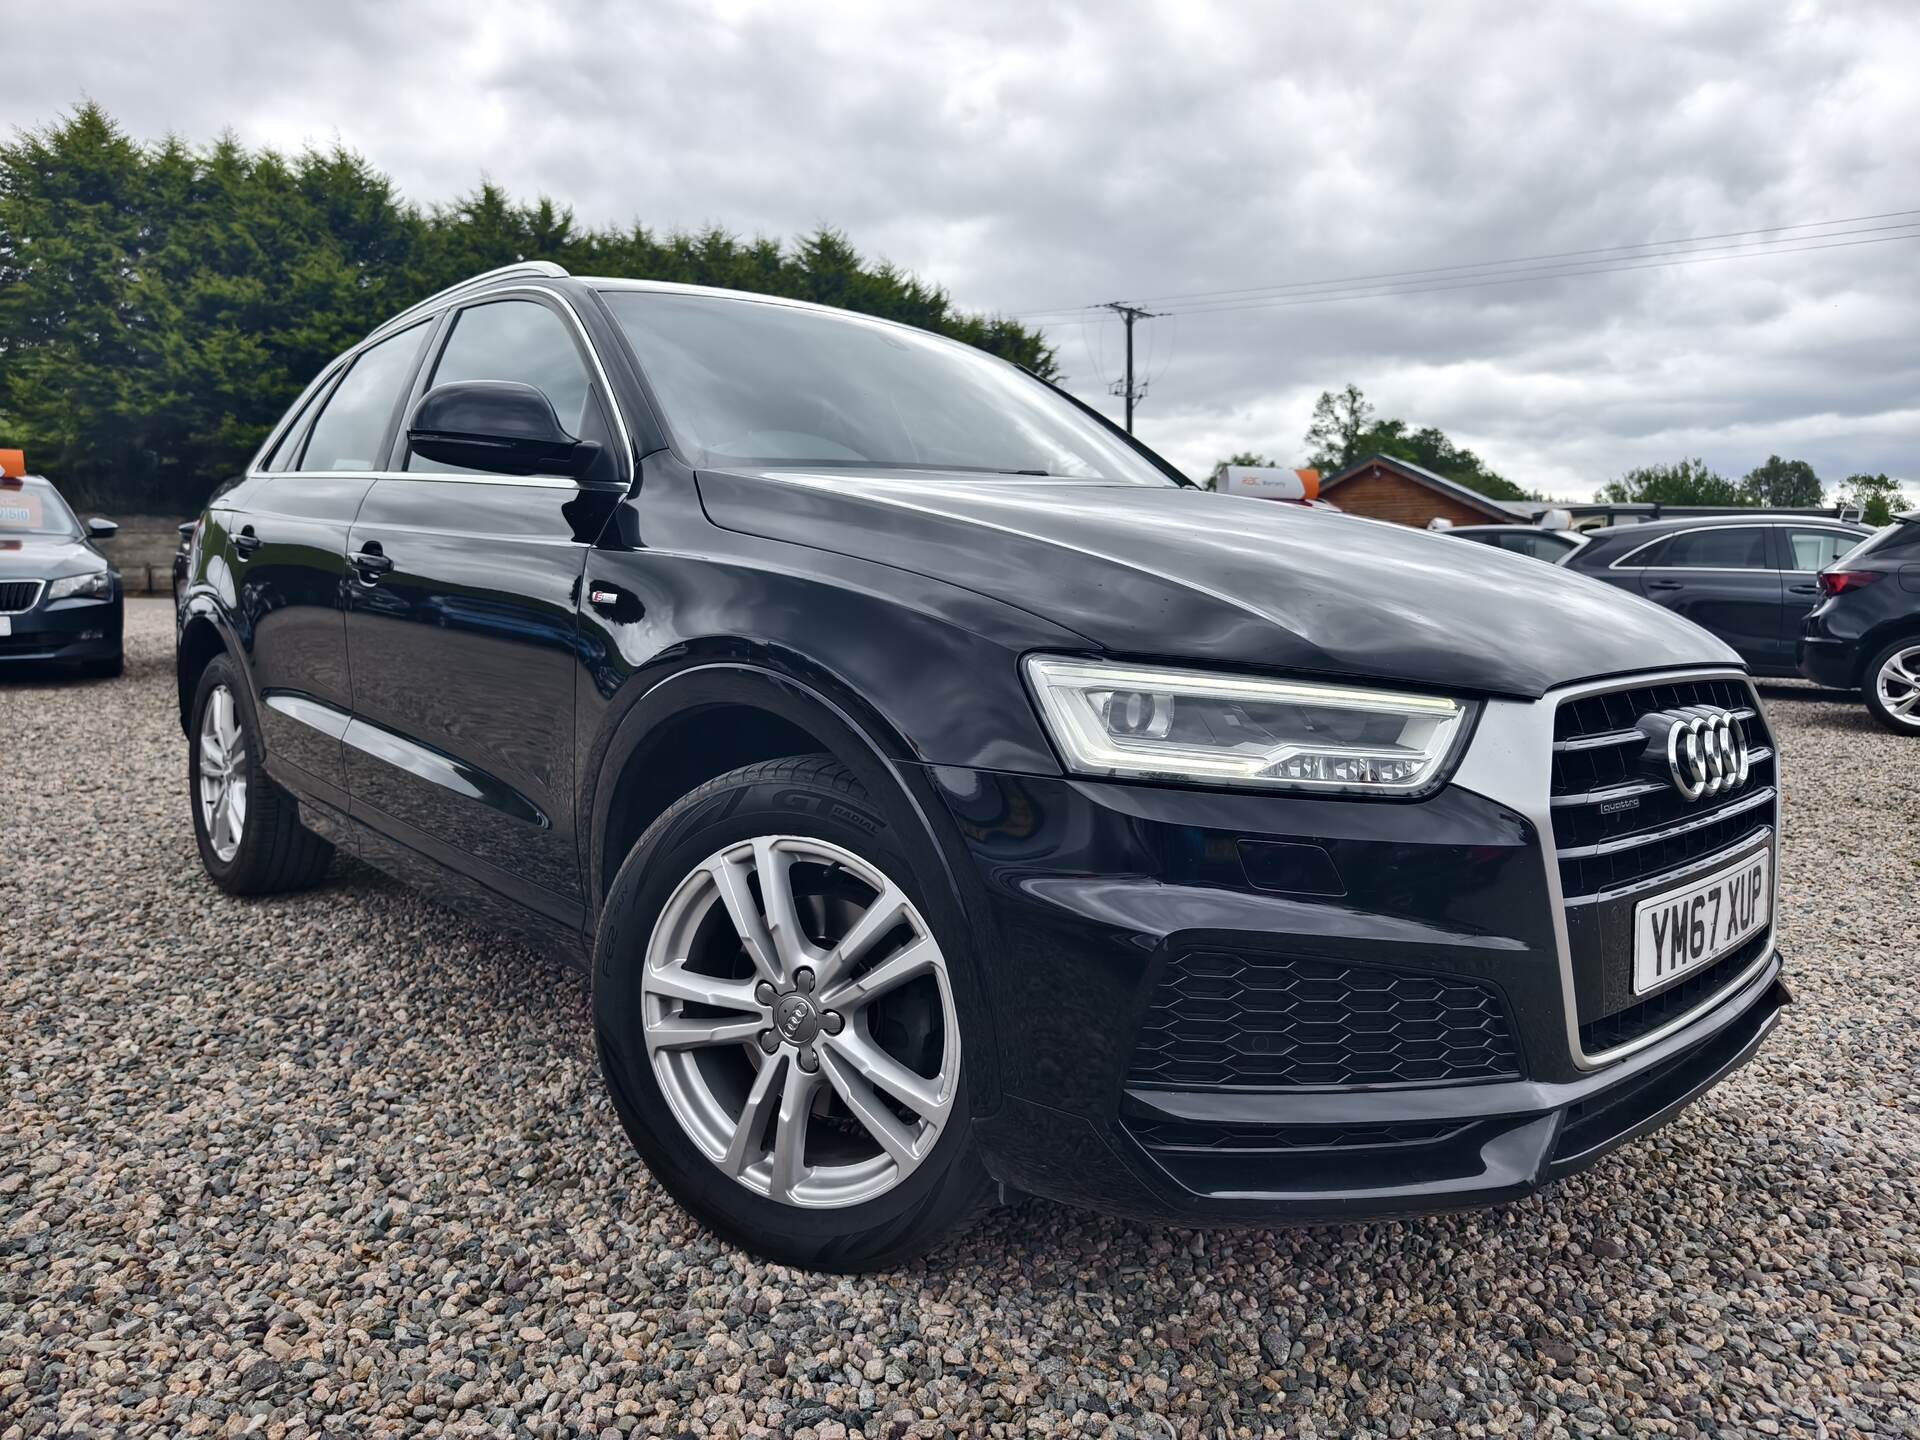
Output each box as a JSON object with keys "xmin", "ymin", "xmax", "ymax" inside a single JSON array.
[{"xmin": 370, "ymin": 260, "xmax": 570, "ymax": 338}]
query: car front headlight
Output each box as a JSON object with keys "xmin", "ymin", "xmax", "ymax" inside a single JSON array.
[
  {"xmin": 49, "ymin": 568, "xmax": 113, "ymax": 602},
  {"xmin": 1023, "ymin": 656, "xmax": 1473, "ymax": 796}
]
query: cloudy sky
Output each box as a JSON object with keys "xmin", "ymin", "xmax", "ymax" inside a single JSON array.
[{"xmin": 10, "ymin": 0, "xmax": 1919, "ymax": 498}]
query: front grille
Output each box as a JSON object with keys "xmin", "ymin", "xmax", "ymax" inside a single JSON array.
[
  {"xmin": 0, "ymin": 580, "xmax": 43, "ymax": 613},
  {"xmin": 1126, "ymin": 950, "xmax": 1521, "ymax": 1091},
  {"xmin": 1551, "ymin": 676, "xmax": 1776, "ymax": 900},
  {"xmin": 1128, "ymin": 1118, "xmax": 1467, "ymax": 1152},
  {"xmin": 1552, "ymin": 675, "xmax": 1778, "ymax": 1052}
]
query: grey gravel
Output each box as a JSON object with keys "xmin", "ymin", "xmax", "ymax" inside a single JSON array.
[{"xmin": 3, "ymin": 598, "xmax": 1917, "ymax": 1437}]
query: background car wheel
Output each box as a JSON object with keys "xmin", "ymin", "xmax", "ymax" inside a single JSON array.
[
  {"xmin": 1862, "ymin": 639, "xmax": 1920, "ymax": 736},
  {"xmin": 188, "ymin": 655, "xmax": 335, "ymax": 893},
  {"xmin": 594, "ymin": 755, "xmax": 990, "ymax": 1272}
]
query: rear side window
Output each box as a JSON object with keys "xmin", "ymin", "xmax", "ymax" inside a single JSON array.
[
  {"xmin": 408, "ymin": 299, "xmax": 607, "ymax": 473},
  {"xmin": 259, "ymin": 377, "xmax": 333, "ymax": 472},
  {"xmin": 298, "ymin": 322, "xmax": 432, "ymax": 473},
  {"xmin": 1781, "ymin": 527, "xmax": 1863, "ymax": 571},
  {"xmin": 1640, "ymin": 527, "xmax": 1770, "ymax": 570}
]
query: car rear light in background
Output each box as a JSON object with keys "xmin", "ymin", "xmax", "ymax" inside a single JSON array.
[{"xmin": 1818, "ymin": 569, "xmax": 1882, "ymax": 597}]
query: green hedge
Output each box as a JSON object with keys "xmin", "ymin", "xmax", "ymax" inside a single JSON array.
[{"xmin": 0, "ymin": 103, "xmax": 1056, "ymax": 511}]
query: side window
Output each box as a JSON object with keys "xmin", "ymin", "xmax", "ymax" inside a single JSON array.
[
  {"xmin": 260, "ymin": 374, "xmax": 335, "ymax": 473},
  {"xmin": 1649, "ymin": 528, "xmax": 1771, "ymax": 570},
  {"xmin": 1782, "ymin": 528, "xmax": 1861, "ymax": 572},
  {"xmin": 1617, "ymin": 536, "xmax": 1668, "ymax": 567},
  {"xmin": 408, "ymin": 299, "xmax": 609, "ymax": 473},
  {"xmin": 298, "ymin": 322, "xmax": 432, "ymax": 473}
]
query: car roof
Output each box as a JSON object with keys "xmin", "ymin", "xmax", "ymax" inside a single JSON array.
[
  {"xmin": 1450, "ymin": 524, "xmax": 1577, "ymax": 536},
  {"xmin": 1582, "ymin": 514, "xmax": 1868, "ymax": 542}
]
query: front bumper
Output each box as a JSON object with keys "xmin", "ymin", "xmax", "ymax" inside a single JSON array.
[
  {"xmin": 978, "ymin": 949, "xmax": 1784, "ymax": 1225},
  {"xmin": 0, "ymin": 592, "xmax": 123, "ymax": 665},
  {"xmin": 916, "ymin": 669, "xmax": 1786, "ymax": 1224}
]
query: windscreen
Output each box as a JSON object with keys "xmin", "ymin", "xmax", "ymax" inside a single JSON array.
[
  {"xmin": 602, "ymin": 290, "xmax": 1178, "ymax": 485},
  {"xmin": 0, "ymin": 480, "xmax": 80, "ymax": 538}
]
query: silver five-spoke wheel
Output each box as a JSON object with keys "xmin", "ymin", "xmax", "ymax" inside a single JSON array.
[
  {"xmin": 197, "ymin": 684, "xmax": 249, "ymax": 862},
  {"xmin": 1875, "ymin": 644, "xmax": 1920, "ymax": 727},
  {"xmin": 640, "ymin": 834, "xmax": 960, "ymax": 1209}
]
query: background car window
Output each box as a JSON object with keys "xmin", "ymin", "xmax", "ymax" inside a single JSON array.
[
  {"xmin": 298, "ymin": 323, "xmax": 431, "ymax": 472},
  {"xmin": 1500, "ymin": 532, "xmax": 1574, "ymax": 559},
  {"xmin": 1782, "ymin": 528, "xmax": 1861, "ymax": 571},
  {"xmin": 0, "ymin": 478, "xmax": 81, "ymax": 538},
  {"xmin": 1645, "ymin": 527, "xmax": 1770, "ymax": 569},
  {"xmin": 409, "ymin": 299, "xmax": 605, "ymax": 473}
]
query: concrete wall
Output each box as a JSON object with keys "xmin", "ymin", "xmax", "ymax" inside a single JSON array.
[{"xmin": 96, "ymin": 514, "xmax": 189, "ymax": 594}]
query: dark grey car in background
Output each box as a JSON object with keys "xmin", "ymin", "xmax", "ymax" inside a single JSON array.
[
  {"xmin": 1798, "ymin": 510, "xmax": 1920, "ymax": 734},
  {"xmin": 1562, "ymin": 515, "xmax": 1869, "ymax": 677}
]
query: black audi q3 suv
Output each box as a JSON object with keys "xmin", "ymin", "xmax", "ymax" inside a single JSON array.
[{"xmin": 177, "ymin": 262, "xmax": 1788, "ymax": 1268}]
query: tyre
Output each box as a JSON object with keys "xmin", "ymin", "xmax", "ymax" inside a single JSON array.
[
  {"xmin": 1862, "ymin": 638, "xmax": 1920, "ymax": 736},
  {"xmin": 594, "ymin": 755, "xmax": 989, "ymax": 1271},
  {"xmin": 189, "ymin": 655, "xmax": 335, "ymax": 893}
]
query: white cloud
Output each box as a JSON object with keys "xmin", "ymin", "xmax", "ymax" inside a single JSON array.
[{"xmin": 9, "ymin": 0, "xmax": 1919, "ymax": 497}]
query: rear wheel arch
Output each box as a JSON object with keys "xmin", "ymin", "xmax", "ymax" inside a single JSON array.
[{"xmin": 1852, "ymin": 616, "xmax": 1920, "ymax": 689}]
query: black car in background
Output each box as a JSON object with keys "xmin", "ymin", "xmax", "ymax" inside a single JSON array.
[
  {"xmin": 176, "ymin": 263, "xmax": 1788, "ymax": 1269},
  {"xmin": 1442, "ymin": 523, "xmax": 1588, "ymax": 563},
  {"xmin": 1561, "ymin": 514, "xmax": 1870, "ymax": 677},
  {"xmin": 0, "ymin": 471, "xmax": 124, "ymax": 678},
  {"xmin": 1799, "ymin": 511, "xmax": 1920, "ymax": 734}
]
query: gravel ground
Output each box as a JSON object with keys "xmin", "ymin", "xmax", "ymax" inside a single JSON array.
[{"xmin": 3, "ymin": 598, "xmax": 1917, "ymax": 1438}]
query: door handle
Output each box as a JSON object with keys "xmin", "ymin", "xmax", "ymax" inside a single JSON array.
[
  {"xmin": 233, "ymin": 527, "xmax": 262, "ymax": 557},
  {"xmin": 1646, "ymin": 579, "xmax": 1683, "ymax": 591},
  {"xmin": 1788, "ymin": 583, "xmax": 1820, "ymax": 595},
  {"xmin": 351, "ymin": 544, "xmax": 394, "ymax": 581}
]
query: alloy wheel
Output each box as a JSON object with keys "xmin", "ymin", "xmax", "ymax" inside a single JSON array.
[
  {"xmin": 1876, "ymin": 645, "xmax": 1920, "ymax": 727},
  {"xmin": 197, "ymin": 684, "xmax": 249, "ymax": 862},
  {"xmin": 640, "ymin": 835, "xmax": 961, "ymax": 1209}
]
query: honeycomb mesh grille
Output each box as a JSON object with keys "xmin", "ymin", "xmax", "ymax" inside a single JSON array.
[{"xmin": 1126, "ymin": 951, "xmax": 1521, "ymax": 1091}]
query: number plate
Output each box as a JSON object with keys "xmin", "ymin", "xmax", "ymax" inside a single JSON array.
[
  {"xmin": 0, "ymin": 615, "xmax": 9, "ymax": 636},
  {"xmin": 1633, "ymin": 850, "xmax": 1770, "ymax": 994}
]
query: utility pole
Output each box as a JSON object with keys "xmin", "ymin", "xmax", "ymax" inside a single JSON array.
[{"xmin": 1100, "ymin": 301, "xmax": 1162, "ymax": 433}]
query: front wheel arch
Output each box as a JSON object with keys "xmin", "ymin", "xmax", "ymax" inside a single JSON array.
[{"xmin": 586, "ymin": 661, "xmax": 1004, "ymax": 1118}]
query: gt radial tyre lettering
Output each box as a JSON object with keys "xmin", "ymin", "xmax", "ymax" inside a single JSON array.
[
  {"xmin": 592, "ymin": 754, "xmax": 992, "ymax": 1272},
  {"xmin": 187, "ymin": 655, "xmax": 335, "ymax": 895}
]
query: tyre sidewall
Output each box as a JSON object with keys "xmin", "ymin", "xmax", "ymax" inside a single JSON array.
[
  {"xmin": 594, "ymin": 763, "xmax": 983, "ymax": 1267},
  {"xmin": 1864, "ymin": 639, "xmax": 1920, "ymax": 737},
  {"xmin": 188, "ymin": 655, "xmax": 261, "ymax": 884}
]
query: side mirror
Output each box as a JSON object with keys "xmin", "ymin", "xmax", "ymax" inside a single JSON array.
[
  {"xmin": 87, "ymin": 517, "xmax": 119, "ymax": 540},
  {"xmin": 407, "ymin": 380, "xmax": 603, "ymax": 480}
]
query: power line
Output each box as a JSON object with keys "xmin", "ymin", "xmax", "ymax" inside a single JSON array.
[
  {"xmin": 1125, "ymin": 207, "xmax": 1920, "ymax": 309},
  {"xmin": 1010, "ymin": 207, "xmax": 1920, "ymax": 321},
  {"xmin": 1014, "ymin": 226, "xmax": 1920, "ymax": 324},
  {"xmin": 1153, "ymin": 228, "xmax": 1920, "ymax": 318}
]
